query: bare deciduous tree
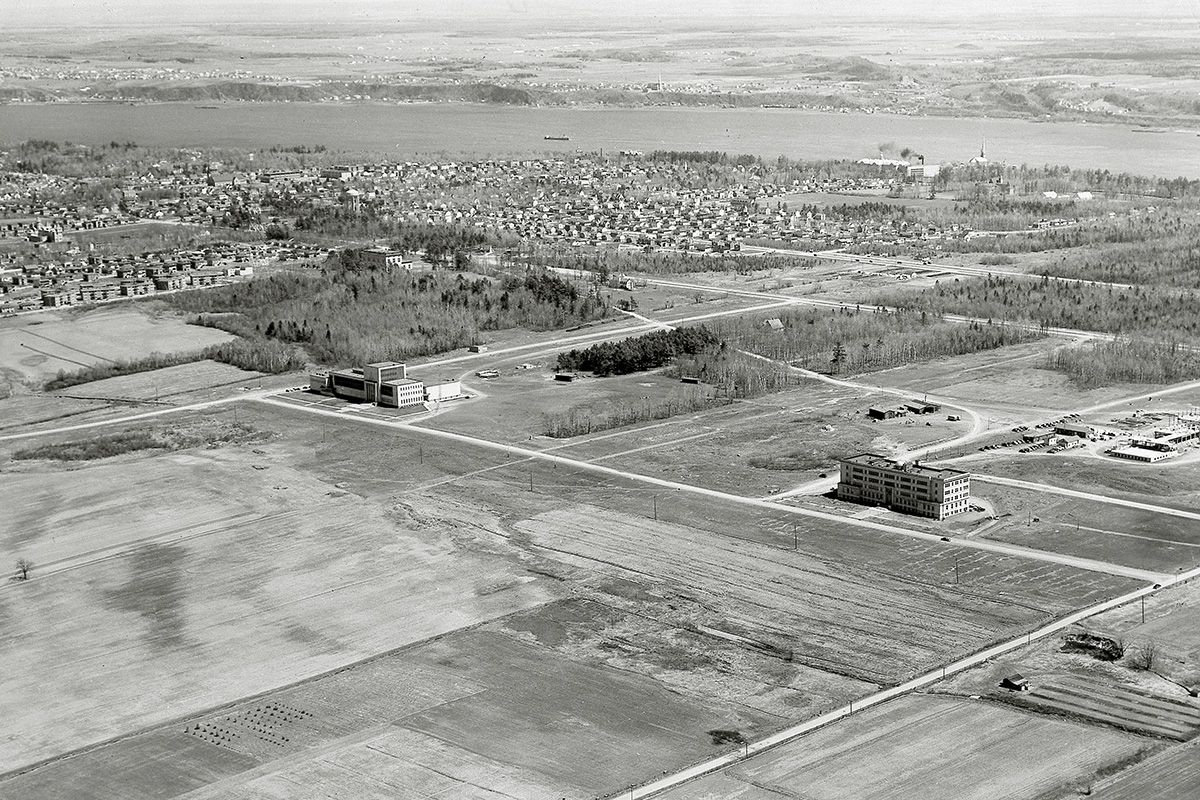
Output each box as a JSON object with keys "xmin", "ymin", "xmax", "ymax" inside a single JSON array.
[
  {"xmin": 1127, "ymin": 640, "xmax": 1159, "ymax": 671},
  {"xmin": 15, "ymin": 558, "xmax": 32, "ymax": 581}
]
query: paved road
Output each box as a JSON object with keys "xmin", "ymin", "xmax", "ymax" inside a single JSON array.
[
  {"xmin": 253, "ymin": 395, "xmax": 1167, "ymax": 583},
  {"xmin": 614, "ymin": 561, "xmax": 1200, "ymax": 799}
]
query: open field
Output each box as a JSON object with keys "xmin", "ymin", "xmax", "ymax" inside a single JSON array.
[
  {"xmin": 966, "ymin": 452, "xmax": 1200, "ymax": 514},
  {"xmin": 421, "ymin": 370, "xmax": 973, "ymax": 496},
  {"xmin": 511, "ymin": 503, "xmax": 1124, "ymax": 686},
  {"xmin": 1, "ymin": 396, "xmax": 1153, "ymax": 788},
  {"xmin": 2, "ymin": 629, "xmax": 770, "ymax": 800},
  {"xmin": 655, "ymin": 695, "xmax": 1151, "ymax": 800},
  {"xmin": 0, "ymin": 406, "xmax": 557, "ymax": 771},
  {"xmin": 0, "ymin": 304, "xmax": 234, "ymax": 392},
  {"xmin": 46, "ymin": 360, "xmax": 264, "ymax": 403},
  {"xmin": 1092, "ymin": 740, "xmax": 1200, "ymax": 799},
  {"xmin": 866, "ymin": 339, "xmax": 1158, "ymax": 419},
  {"xmin": 962, "ymin": 482, "xmax": 1200, "ymax": 574}
]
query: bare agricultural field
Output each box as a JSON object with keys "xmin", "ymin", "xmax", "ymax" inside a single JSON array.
[
  {"xmin": 2, "ymin": 629, "xmax": 772, "ymax": 800},
  {"xmin": 0, "ymin": 304, "xmax": 234, "ymax": 390},
  {"xmin": 0, "ymin": 411, "xmax": 556, "ymax": 772},
  {"xmin": 656, "ymin": 695, "xmax": 1150, "ymax": 800},
  {"xmin": 516, "ymin": 505, "xmax": 1079, "ymax": 685},
  {"xmin": 1092, "ymin": 740, "xmax": 1200, "ymax": 800}
]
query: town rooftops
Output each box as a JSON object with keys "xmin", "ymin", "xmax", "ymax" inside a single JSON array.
[{"xmin": 841, "ymin": 452, "xmax": 969, "ymax": 480}]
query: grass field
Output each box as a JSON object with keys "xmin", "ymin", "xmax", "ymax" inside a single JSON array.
[
  {"xmin": 0, "ymin": 305, "xmax": 234, "ymax": 391},
  {"xmin": 967, "ymin": 483, "xmax": 1200, "ymax": 574},
  {"xmin": 655, "ymin": 695, "xmax": 1150, "ymax": 800}
]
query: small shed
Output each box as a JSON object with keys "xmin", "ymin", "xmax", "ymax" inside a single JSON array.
[
  {"xmin": 868, "ymin": 407, "xmax": 901, "ymax": 420},
  {"xmin": 553, "ymin": 373, "xmax": 577, "ymax": 382},
  {"xmin": 468, "ymin": 344, "xmax": 488, "ymax": 353},
  {"xmin": 1001, "ymin": 673, "xmax": 1030, "ymax": 692},
  {"xmin": 762, "ymin": 318, "xmax": 784, "ymax": 331}
]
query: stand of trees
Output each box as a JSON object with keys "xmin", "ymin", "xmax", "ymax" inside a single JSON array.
[
  {"xmin": 556, "ymin": 326, "xmax": 719, "ymax": 376},
  {"xmin": 175, "ymin": 264, "xmax": 606, "ymax": 366},
  {"xmin": 1044, "ymin": 338, "xmax": 1200, "ymax": 388},
  {"xmin": 875, "ymin": 275, "xmax": 1200, "ymax": 343},
  {"xmin": 704, "ymin": 306, "xmax": 1041, "ymax": 374},
  {"xmin": 542, "ymin": 390, "xmax": 718, "ymax": 438}
]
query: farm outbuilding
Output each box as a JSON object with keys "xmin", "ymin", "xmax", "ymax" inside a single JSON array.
[
  {"xmin": 1001, "ymin": 674, "xmax": 1030, "ymax": 692},
  {"xmin": 868, "ymin": 407, "xmax": 902, "ymax": 420}
]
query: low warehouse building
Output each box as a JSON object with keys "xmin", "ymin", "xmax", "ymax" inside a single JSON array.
[
  {"xmin": 1055, "ymin": 422, "xmax": 1093, "ymax": 438},
  {"xmin": 1111, "ymin": 446, "xmax": 1171, "ymax": 463},
  {"xmin": 424, "ymin": 380, "xmax": 463, "ymax": 403}
]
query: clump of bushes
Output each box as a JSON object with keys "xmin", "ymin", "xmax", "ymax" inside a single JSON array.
[
  {"xmin": 1060, "ymin": 632, "xmax": 1125, "ymax": 662},
  {"xmin": 12, "ymin": 422, "xmax": 268, "ymax": 462}
]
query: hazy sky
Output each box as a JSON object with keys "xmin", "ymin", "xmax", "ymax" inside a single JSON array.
[{"xmin": 9, "ymin": 0, "xmax": 1200, "ymax": 27}]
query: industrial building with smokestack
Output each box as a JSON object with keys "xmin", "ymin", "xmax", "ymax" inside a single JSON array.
[{"xmin": 308, "ymin": 361, "xmax": 462, "ymax": 409}]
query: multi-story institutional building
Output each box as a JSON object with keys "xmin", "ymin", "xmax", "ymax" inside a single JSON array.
[
  {"xmin": 310, "ymin": 361, "xmax": 462, "ymax": 409},
  {"xmin": 837, "ymin": 453, "xmax": 970, "ymax": 520}
]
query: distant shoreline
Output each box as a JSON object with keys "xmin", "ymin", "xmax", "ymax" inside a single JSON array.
[{"xmin": 3, "ymin": 101, "xmax": 1197, "ymax": 177}]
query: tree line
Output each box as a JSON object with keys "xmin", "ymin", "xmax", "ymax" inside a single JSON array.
[
  {"xmin": 703, "ymin": 306, "xmax": 1041, "ymax": 374},
  {"xmin": 556, "ymin": 326, "xmax": 719, "ymax": 376},
  {"xmin": 874, "ymin": 275, "xmax": 1200, "ymax": 343},
  {"xmin": 1045, "ymin": 338, "xmax": 1200, "ymax": 388}
]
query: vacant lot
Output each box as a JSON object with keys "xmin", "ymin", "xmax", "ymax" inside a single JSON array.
[
  {"xmin": 0, "ymin": 305, "xmax": 234, "ymax": 391},
  {"xmin": 656, "ymin": 695, "xmax": 1150, "ymax": 800}
]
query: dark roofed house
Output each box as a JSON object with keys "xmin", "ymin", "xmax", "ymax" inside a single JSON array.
[{"xmin": 1001, "ymin": 673, "xmax": 1030, "ymax": 692}]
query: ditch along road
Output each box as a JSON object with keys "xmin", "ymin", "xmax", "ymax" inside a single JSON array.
[{"xmin": 254, "ymin": 393, "xmax": 1166, "ymax": 584}]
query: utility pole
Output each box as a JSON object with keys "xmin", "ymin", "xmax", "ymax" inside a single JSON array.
[
  {"xmin": 529, "ymin": 468, "xmax": 534, "ymax": 492},
  {"xmin": 1141, "ymin": 595, "xmax": 1146, "ymax": 624},
  {"xmin": 955, "ymin": 556, "xmax": 960, "ymax": 585},
  {"xmin": 653, "ymin": 495, "xmax": 657, "ymax": 521}
]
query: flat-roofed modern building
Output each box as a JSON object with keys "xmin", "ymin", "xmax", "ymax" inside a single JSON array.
[
  {"xmin": 837, "ymin": 452, "xmax": 970, "ymax": 520},
  {"xmin": 309, "ymin": 361, "xmax": 464, "ymax": 410}
]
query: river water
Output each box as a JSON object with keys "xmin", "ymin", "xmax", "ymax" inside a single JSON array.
[{"xmin": 2, "ymin": 102, "xmax": 1197, "ymax": 177}]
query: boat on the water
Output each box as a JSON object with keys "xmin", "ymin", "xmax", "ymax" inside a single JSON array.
[{"xmin": 544, "ymin": 134, "xmax": 569, "ymax": 141}]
